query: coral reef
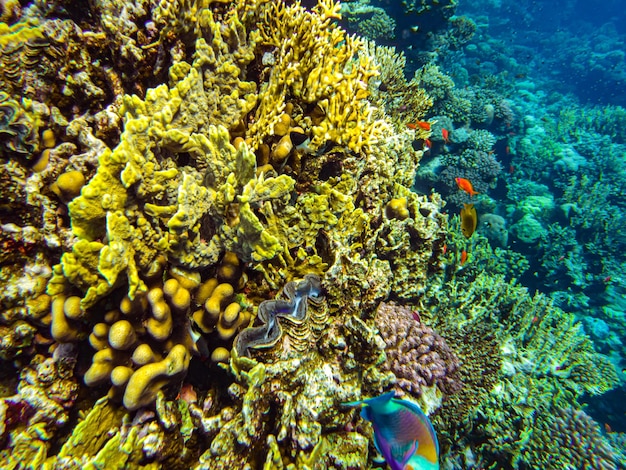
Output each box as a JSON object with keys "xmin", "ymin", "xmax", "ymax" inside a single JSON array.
[
  {"xmin": 363, "ymin": 40, "xmax": 433, "ymax": 131},
  {"xmin": 525, "ymin": 406, "xmax": 622, "ymax": 469},
  {"xmin": 438, "ymin": 148, "xmax": 502, "ymax": 207},
  {"xmin": 340, "ymin": 0, "xmax": 396, "ymax": 41},
  {"xmin": 478, "ymin": 212, "xmax": 508, "ymax": 247},
  {"xmin": 0, "ymin": 1, "xmax": 622, "ymax": 469},
  {"xmin": 419, "ymin": 249, "xmax": 619, "ymax": 468},
  {"xmin": 249, "ymin": 0, "xmax": 381, "ymax": 154},
  {"xmin": 0, "ymin": 345, "xmax": 78, "ymax": 464}
]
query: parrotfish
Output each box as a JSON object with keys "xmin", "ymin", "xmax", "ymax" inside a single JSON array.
[{"xmin": 344, "ymin": 392, "xmax": 439, "ymax": 470}]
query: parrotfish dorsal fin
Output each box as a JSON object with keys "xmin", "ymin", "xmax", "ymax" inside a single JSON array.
[{"xmin": 342, "ymin": 391, "xmax": 395, "ymax": 410}]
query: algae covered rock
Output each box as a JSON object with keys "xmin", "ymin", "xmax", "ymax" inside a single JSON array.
[{"xmin": 511, "ymin": 213, "xmax": 546, "ymax": 244}]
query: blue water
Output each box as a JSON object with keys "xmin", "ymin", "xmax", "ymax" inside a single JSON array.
[{"xmin": 457, "ymin": 0, "xmax": 626, "ymax": 106}]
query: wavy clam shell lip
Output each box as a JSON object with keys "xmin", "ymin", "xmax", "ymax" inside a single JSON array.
[{"xmin": 234, "ymin": 274, "xmax": 324, "ymax": 357}]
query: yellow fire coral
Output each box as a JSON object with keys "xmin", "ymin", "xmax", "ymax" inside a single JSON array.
[{"xmin": 246, "ymin": 0, "xmax": 381, "ymax": 153}]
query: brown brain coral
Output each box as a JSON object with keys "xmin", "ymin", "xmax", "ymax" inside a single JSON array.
[{"xmin": 374, "ymin": 301, "xmax": 461, "ymax": 399}]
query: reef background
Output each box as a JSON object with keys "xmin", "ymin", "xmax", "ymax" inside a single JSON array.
[{"xmin": 0, "ymin": 0, "xmax": 624, "ymax": 469}]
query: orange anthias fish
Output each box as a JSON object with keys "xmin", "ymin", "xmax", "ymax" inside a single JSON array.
[
  {"xmin": 460, "ymin": 203, "xmax": 477, "ymax": 238},
  {"xmin": 455, "ymin": 177, "xmax": 479, "ymax": 197},
  {"xmin": 460, "ymin": 250, "xmax": 468, "ymax": 265},
  {"xmin": 442, "ymin": 128, "xmax": 449, "ymax": 143},
  {"xmin": 407, "ymin": 121, "xmax": 431, "ymax": 131}
]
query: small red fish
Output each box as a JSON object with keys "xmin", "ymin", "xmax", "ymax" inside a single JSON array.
[
  {"xmin": 442, "ymin": 244, "xmax": 447, "ymax": 255},
  {"xmin": 509, "ymin": 165, "xmax": 515, "ymax": 174},
  {"xmin": 505, "ymin": 145, "xmax": 511, "ymax": 155},
  {"xmin": 442, "ymin": 128, "xmax": 449, "ymax": 143},
  {"xmin": 412, "ymin": 311, "xmax": 421, "ymax": 322},
  {"xmin": 531, "ymin": 316, "xmax": 538, "ymax": 323},
  {"xmin": 424, "ymin": 138, "xmax": 432, "ymax": 149},
  {"xmin": 558, "ymin": 255, "xmax": 565, "ymax": 262},
  {"xmin": 603, "ymin": 276, "xmax": 612, "ymax": 283},
  {"xmin": 407, "ymin": 120, "xmax": 431, "ymax": 131},
  {"xmin": 460, "ymin": 250, "xmax": 468, "ymax": 265},
  {"xmin": 455, "ymin": 177, "xmax": 479, "ymax": 197}
]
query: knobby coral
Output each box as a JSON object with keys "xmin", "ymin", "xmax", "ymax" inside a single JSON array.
[{"xmin": 374, "ymin": 302, "xmax": 461, "ymax": 411}]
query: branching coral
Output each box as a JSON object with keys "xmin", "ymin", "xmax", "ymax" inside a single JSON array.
[
  {"xmin": 439, "ymin": 148, "xmax": 502, "ymax": 206},
  {"xmin": 340, "ymin": 0, "xmax": 397, "ymax": 41},
  {"xmin": 420, "ymin": 262, "xmax": 619, "ymax": 468},
  {"xmin": 416, "ymin": 64, "xmax": 471, "ymax": 122},
  {"xmin": 362, "ymin": 40, "xmax": 433, "ymax": 132},
  {"xmin": 523, "ymin": 406, "xmax": 621, "ymax": 469},
  {"xmin": 248, "ymin": 0, "xmax": 381, "ymax": 153}
]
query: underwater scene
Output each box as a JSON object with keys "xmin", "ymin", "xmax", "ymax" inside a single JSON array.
[{"xmin": 0, "ymin": 0, "xmax": 625, "ymax": 468}]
